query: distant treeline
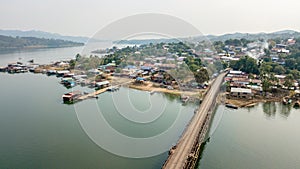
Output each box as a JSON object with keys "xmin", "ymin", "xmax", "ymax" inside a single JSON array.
[{"xmin": 0, "ymin": 35, "xmax": 84, "ymax": 50}]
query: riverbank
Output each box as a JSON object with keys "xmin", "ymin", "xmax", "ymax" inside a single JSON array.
[
  {"xmin": 224, "ymin": 92, "xmax": 286, "ymax": 108},
  {"xmin": 0, "ymin": 61, "xmax": 207, "ymax": 104},
  {"xmin": 4, "ymin": 61, "xmax": 287, "ymax": 107},
  {"xmin": 226, "ymin": 97, "xmax": 281, "ymax": 108},
  {"xmin": 198, "ymin": 103, "xmax": 300, "ymax": 169},
  {"xmin": 0, "ymin": 72, "xmax": 195, "ymax": 169},
  {"xmin": 127, "ymin": 81, "xmax": 206, "ymax": 100}
]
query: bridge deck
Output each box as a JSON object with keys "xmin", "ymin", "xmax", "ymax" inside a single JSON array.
[{"xmin": 162, "ymin": 73, "xmax": 225, "ymax": 169}]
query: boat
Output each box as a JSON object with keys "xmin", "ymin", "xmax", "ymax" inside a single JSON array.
[
  {"xmin": 61, "ymin": 77, "xmax": 76, "ymax": 88},
  {"xmin": 64, "ymin": 81, "xmax": 76, "ymax": 88},
  {"xmin": 245, "ymin": 103, "xmax": 257, "ymax": 108},
  {"xmin": 293, "ymin": 101, "xmax": 300, "ymax": 108},
  {"xmin": 47, "ymin": 70, "xmax": 56, "ymax": 76},
  {"xmin": 106, "ymin": 86, "xmax": 119, "ymax": 92},
  {"xmin": 56, "ymin": 70, "xmax": 70, "ymax": 77},
  {"xmin": 0, "ymin": 67, "xmax": 7, "ymax": 72},
  {"xmin": 225, "ymin": 103, "xmax": 238, "ymax": 109},
  {"xmin": 181, "ymin": 96, "xmax": 190, "ymax": 103},
  {"xmin": 62, "ymin": 91, "xmax": 82, "ymax": 104},
  {"xmin": 150, "ymin": 90, "xmax": 156, "ymax": 95},
  {"xmin": 28, "ymin": 67, "xmax": 35, "ymax": 72},
  {"xmin": 88, "ymin": 95, "xmax": 99, "ymax": 99},
  {"xmin": 282, "ymin": 97, "xmax": 292, "ymax": 105},
  {"xmin": 28, "ymin": 59, "xmax": 34, "ymax": 63}
]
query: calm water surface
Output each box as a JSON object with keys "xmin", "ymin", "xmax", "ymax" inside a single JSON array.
[
  {"xmin": 199, "ymin": 104, "xmax": 300, "ymax": 169},
  {"xmin": 0, "ymin": 47, "xmax": 198, "ymax": 168},
  {"xmin": 0, "ymin": 72, "xmax": 197, "ymax": 169},
  {"xmin": 1, "ymin": 47, "xmax": 300, "ymax": 169}
]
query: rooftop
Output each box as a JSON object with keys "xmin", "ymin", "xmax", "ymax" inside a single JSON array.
[{"xmin": 231, "ymin": 88, "xmax": 252, "ymax": 93}]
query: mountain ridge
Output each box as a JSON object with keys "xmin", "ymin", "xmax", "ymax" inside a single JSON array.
[
  {"xmin": 0, "ymin": 35, "xmax": 84, "ymax": 51},
  {"xmin": 0, "ymin": 29, "xmax": 89, "ymax": 43},
  {"xmin": 1, "ymin": 29, "xmax": 299, "ymax": 45}
]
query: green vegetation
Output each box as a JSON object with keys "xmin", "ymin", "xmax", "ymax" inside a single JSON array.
[
  {"xmin": 222, "ymin": 37, "xmax": 300, "ymax": 92},
  {"xmin": 229, "ymin": 56, "xmax": 259, "ymax": 74},
  {"xmin": 224, "ymin": 38, "xmax": 253, "ymax": 47},
  {"xmin": 183, "ymin": 56, "xmax": 209, "ymax": 83},
  {"xmin": 74, "ymin": 54, "xmax": 103, "ymax": 70},
  {"xmin": 0, "ymin": 35, "xmax": 83, "ymax": 51},
  {"xmin": 74, "ymin": 42, "xmax": 210, "ymax": 84},
  {"xmin": 221, "ymin": 37, "xmax": 300, "ymax": 78},
  {"xmin": 261, "ymin": 38, "xmax": 300, "ymax": 80}
]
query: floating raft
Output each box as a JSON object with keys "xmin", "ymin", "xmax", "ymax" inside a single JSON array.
[{"xmin": 225, "ymin": 103, "xmax": 238, "ymax": 109}]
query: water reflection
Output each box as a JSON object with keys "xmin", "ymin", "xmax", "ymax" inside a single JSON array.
[
  {"xmin": 198, "ymin": 103, "xmax": 300, "ymax": 169},
  {"xmin": 262, "ymin": 102, "xmax": 276, "ymax": 118},
  {"xmin": 262, "ymin": 102, "xmax": 292, "ymax": 118},
  {"xmin": 161, "ymin": 93, "xmax": 179, "ymax": 102},
  {"xmin": 279, "ymin": 104, "xmax": 292, "ymax": 118}
]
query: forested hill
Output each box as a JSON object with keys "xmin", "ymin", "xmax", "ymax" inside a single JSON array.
[{"xmin": 0, "ymin": 35, "xmax": 84, "ymax": 51}]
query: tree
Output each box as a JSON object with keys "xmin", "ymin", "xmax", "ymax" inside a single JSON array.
[
  {"xmin": 284, "ymin": 74, "xmax": 294, "ymax": 89},
  {"xmin": 260, "ymin": 63, "xmax": 272, "ymax": 74},
  {"xmin": 268, "ymin": 40, "xmax": 276, "ymax": 50},
  {"xmin": 285, "ymin": 58, "xmax": 296, "ymax": 70},
  {"xmin": 261, "ymin": 74, "xmax": 272, "ymax": 93},
  {"xmin": 269, "ymin": 73, "xmax": 279, "ymax": 84},
  {"xmin": 264, "ymin": 48, "xmax": 271, "ymax": 56},
  {"xmin": 273, "ymin": 65, "xmax": 286, "ymax": 74},
  {"xmin": 69, "ymin": 59, "xmax": 76, "ymax": 69},
  {"xmin": 184, "ymin": 56, "xmax": 203, "ymax": 73},
  {"xmin": 262, "ymin": 78, "xmax": 272, "ymax": 92},
  {"xmin": 240, "ymin": 38, "xmax": 253, "ymax": 47},
  {"xmin": 230, "ymin": 56, "xmax": 259, "ymax": 74},
  {"xmin": 214, "ymin": 60, "xmax": 224, "ymax": 72},
  {"xmin": 213, "ymin": 41, "xmax": 225, "ymax": 53},
  {"xmin": 115, "ymin": 68, "xmax": 121, "ymax": 73},
  {"xmin": 194, "ymin": 68, "xmax": 209, "ymax": 84},
  {"xmin": 278, "ymin": 53, "xmax": 287, "ymax": 59},
  {"xmin": 248, "ymin": 73, "xmax": 255, "ymax": 79},
  {"xmin": 75, "ymin": 53, "xmax": 82, "ymax": 61},
  {"xmin": 225, "ymin": 39, "xmax": 242, "ymax": 46},
  {"xmin": 290, "ymin": 69, "xmax": 300, "ymax": 79}
]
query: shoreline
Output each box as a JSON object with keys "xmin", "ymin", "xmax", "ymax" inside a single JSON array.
[
  {"xmin": 125, "ymin": 81, "xmax": 206, "ymax": 100},
  {"xmin": 1, "ymin": 60, "xmax": 296, "ymax": 107},
  {"xmin": 225, "ymin": 95, "xmax": 283, "ymax": 108},
  {"xmin": 1, "ymin": 68, "xmax": 289, "ymax": 106},
  {"xmin": 216, "ymin": 92, "xmax": 289, "ymax": 108}
]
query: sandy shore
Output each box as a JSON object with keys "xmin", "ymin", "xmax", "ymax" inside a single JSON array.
[
  {"xmin": 126, "ymin": 81, "xmax": 206, "ymax": 99},
  {"xmin": 225, "ymin": 96, "xmax": 282, "ymax": 107}
]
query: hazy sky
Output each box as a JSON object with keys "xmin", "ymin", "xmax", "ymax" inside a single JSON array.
[{"xmin": 1, "ymin": 0, "xmax": 299, "ymax": 37}]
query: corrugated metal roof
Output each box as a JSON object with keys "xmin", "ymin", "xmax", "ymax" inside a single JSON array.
[
  {"xmin": 96, "ymin": 81, "xmax": 110, "ymax": 86},
  {"xmin": 231, "ymin": 88, "xmax": 252, "ymax": 93},
  {"xmin": 56, "ymin": 70, "xmax": 70, "ymax": 74},
  {"xmin": 229, "ymin": 70, "xmax": 243, "ymax": 74}
]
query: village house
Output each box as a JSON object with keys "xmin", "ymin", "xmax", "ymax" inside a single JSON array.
[
  {"xmin": 95, "ymin": 80, "xmax": 110, "ymax": 89},
  {"xmin": 231, "ymin": 77, "xmax": 250, "ymax": 86},
  {"xmin": 135, "ymin": 77, "xmax": 145, "ymax": 83},
  {"xmin": 250, "ymin": 79, "xmax": 262, "ymax": 86},
  {"xmin": 151, "ymin": 74, "xmax": 164, "ymax": 83},
  {"xmin": 159, "ymin": 64, "xmax": 177, "ymax": 70},
  {"xmin": 56, "ymin": 70, "xmax": 70, "ymax": 77},
  {"xmin": 287, "ymin": 38, "xmax": 296, "ymax": 45},
  {"xmin": 229, "ymin": 87, "xmax": 253, "ymax": 99}
]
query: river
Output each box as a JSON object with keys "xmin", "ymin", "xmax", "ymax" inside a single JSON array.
[
  {"xmin": 0, "ymin": 46, "xmax": 197, "ymax": 168},
  {"xmin": 198, "ymin": 103, "xmax": 300, "ymax": 169},
  {"xmin": 0, "ymin": 46, "xmax": 299, "ymax": 169}
]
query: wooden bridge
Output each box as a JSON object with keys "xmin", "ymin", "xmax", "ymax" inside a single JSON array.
[{"xmin": 162, "ymin": 73, "xmax": 226, "ymax": 169}]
